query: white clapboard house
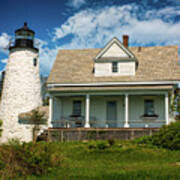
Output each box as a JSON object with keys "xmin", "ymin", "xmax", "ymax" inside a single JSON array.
[{"xmin": 47, "ymin": 36, "xmax": 180, "ymax": 129}]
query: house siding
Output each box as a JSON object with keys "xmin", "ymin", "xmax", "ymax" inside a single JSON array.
[
  {"xmin": 51, "ymin": 95, "xmax": 166, "ymax": 128},
  {"xmin": 102, "ymin": 43, "xmax": 128, "ymax": 58},
  {"xmin": 95, "ymin": 62, "xmax": 135, "ymax": 77}
]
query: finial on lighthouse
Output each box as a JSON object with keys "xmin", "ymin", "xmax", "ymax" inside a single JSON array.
[{"xmin": 24, "ymin": 22, "xmax": 27, "ymax": 27}]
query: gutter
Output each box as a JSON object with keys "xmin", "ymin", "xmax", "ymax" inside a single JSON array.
[{"xmin": 47, "ymin": 81, "xmax": 180, "ymax": 88}]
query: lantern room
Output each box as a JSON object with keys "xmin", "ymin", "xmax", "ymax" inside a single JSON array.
[{"xmin": 9, "ymin": 22, "xmax": 38, "ymax": 52}]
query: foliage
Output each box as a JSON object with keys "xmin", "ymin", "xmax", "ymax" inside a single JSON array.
[
  {"xmin": 108, "ymin": 139, "xmax": 115, "ymax": 146},
  {"xmin": 0, "ymin": 141, "xmax": 63, "ymax": 179},
  {"xmin": 88, "ymin": 140, "xmax": 111, "ymax": 150},
  {"xmin": 134, "ymin": 135, "xmax": 153, "ymax": 145},
  {"xmin": 23, "ymin": 141, "xmax": 180, "ymax": 180},
  {"xmin": 43, "ymin": 97, "xmax": 49, "ymax": 106},
  {"xmin": 30, "ymin": 109, "xmax": 47, "ymax": 142},
  {"xmin": 96, "ymin": 141, "xmax": 109, "ymax": 150},
  {"xmin": 30, "ymin": 109, "xmax": 47, "ymax": 125},
  {"xmin": 171, "ymin": 89, "xmax": 180, "ymax": 120},
  {"xmin": 152, "ymin": 121, "xmax": 180, "ymax": 150},
  {"xmin": 135, "ymin": 121, "xmax": 180, "ymax": 150}
]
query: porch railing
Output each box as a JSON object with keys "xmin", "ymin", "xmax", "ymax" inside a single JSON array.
[{"xmin": 51, "ymin": 116, "xmax": 166, "ymax": 128}]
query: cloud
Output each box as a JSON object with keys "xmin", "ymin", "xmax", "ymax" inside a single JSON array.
[
  {"xmin": 1, "ymin": 58, "xmax": 8, "ymax": 64},
  {"xmin": 34, "ymin": 38, "xmax": 58, "ymax": 76},
  {"xmin": 0, "ymin": 33, "xmax": 11, "ymax": 54},
  {"xmin": 53, "ymin": 4, "xmax": 180, "ymax": 49},
  {"xmin": 66, "ymin": 0, "xmax": 86, "ymax": 9},
  {"xmin": 38, "ymin": 46, "xmax": 58, "ymax": 76}
]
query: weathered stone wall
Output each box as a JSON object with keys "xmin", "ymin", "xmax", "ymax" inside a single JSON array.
[{"xmin": 0, "ymin": 48, "xmax": 42, "ymax": 142}]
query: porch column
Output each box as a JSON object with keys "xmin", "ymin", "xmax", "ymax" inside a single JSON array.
[
  {"xmin": 124, "ymin": 94, "xmax": 130, "ymax": 128},
  {"xmin": 165, "ymin": 93, "xmax": 169, "ymax": 125},
  {"xmin": 85, "ymin": 94, "xmax": 90, "ymax": 128},
  {"xmin": 48, "ymin": 95, "xmax": 53, "ymax": 128}
]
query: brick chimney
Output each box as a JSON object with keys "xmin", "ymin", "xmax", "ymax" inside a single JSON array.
[{"xmin": 123, "ymin": 35, "xmax": 129, "ymax": 48}]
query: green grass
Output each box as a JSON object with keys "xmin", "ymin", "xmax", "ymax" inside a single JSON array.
[{"xmin": 20, "ymin": 141, "xmax": 180, "ymax": 180}]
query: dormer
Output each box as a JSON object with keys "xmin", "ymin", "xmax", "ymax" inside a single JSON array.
[{"xmin": 94, "ymin": 35, "xmax": 138, "ymax": 77}]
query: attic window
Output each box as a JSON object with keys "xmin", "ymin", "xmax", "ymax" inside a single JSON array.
[
  {"xmin": 112, "ymin": 62, "xmax": 118, "ymax": 73},
  {"xmin": 33, "ymin": 58, "xmax": 37, "ymax": 67}
]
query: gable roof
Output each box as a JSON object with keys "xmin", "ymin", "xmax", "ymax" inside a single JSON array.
[
  {"xmin": 95, "ymin": 37, "xmax": 135, "ymax": 60},
  {"xmin": 47, "ymin": 45, "xmax": 180, "ymax": 86}
]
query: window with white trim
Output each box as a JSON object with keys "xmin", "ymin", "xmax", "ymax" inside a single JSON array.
[
  {"xmin": 144, "ymin": 100, "xmax": 155, "ymax": 116},
  {"xmin": 73, "ymin": 101, "xmax": 82, "ymax": 116},
  {"xmin": 112, "ymin": 62, "xmax": 118, "ymax": 73}
]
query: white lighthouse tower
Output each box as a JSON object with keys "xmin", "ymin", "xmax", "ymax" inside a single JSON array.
[{"xmin": 0, "ymin": 23, "xmax": 42, "ymax": 142}]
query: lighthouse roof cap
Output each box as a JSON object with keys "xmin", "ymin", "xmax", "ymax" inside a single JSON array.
[{"xmin": 15, "ymin": 22, "xmax": 35, "ymax": 34}]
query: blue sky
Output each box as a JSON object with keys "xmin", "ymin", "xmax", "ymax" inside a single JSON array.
[{"xmin": 0, "ymin": 0, "xmax": 180, "ymax": 76}]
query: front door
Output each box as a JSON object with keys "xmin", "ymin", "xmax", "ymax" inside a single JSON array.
[{"xmin": 107, "ymin": 101, "xmax": 117, "ymax": 127}]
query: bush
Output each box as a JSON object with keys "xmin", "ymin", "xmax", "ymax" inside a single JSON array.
[
  {"xmin": 0, "ymin": 141, "xmax": 63, "ymax": 179},
  {"xmin": 135, "ymin": 121, "xmax": 180, "ymax": 150},
  {"xmin": 97, "ymin": 141, "xmax": 109, "ymax": 150},
  {"xmin": 152, "ymin": 121, "xmax": 180, "ymax": 150},
  {"xmin": 134, "ymin": 135, "xmax": 153, "ymax": 145},
  {"xmin": 108, "ymin": 139, "xmax": 115, "ymax": 146},
  {"xmin": 88, "ymin": 141, "xmax": 109, "ymax": 150},
  {"xmin": 88, "ymin": 141, "xmax": 97, "ymax": 149}
]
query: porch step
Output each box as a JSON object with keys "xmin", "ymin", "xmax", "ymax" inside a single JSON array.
[{"xmin": 37, "ymin": 130, "xmax": 48, "ymax": 142}]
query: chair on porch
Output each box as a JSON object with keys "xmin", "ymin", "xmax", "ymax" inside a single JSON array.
[{"xmin": 69, "ymin": 115, "xmax": 85, "ymax": 127}]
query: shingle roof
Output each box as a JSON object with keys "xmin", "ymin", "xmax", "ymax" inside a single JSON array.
[{"xmin": 47, "ymin": 45, "xmax": 180, "ymax": 85}]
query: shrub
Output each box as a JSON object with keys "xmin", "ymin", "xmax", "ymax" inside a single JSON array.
[
  {"xmin": 152, "ymin": 121, "xmax": 180, "ymax": 150},
  {"xmin": 134, "ymin": 135, "xmax": 153, "ymax": 145},
  {"xmin": 135, "ymin": 121, "xmax": 180, "ymax": 150},
  {"xmin": 0, "ymin": 141, "xmax": 63, "ymax": 179},
  {"xmin": 108, "ymin": 139, "xmax": 115, "ymax": 146},
  {"xmin": 30, "ymin": 110, "xmax": 47, "ymax": 142},
  {"xmin": 97, "ymin": 141, "xmax": 109, "ymax": 150},
  {"xmin": 88, "ymin": 141, "xmax": 97, "ymax": 149},
  {"xmin": 88, "ymin": 141, "xmax": 109, "ymax": 150}
]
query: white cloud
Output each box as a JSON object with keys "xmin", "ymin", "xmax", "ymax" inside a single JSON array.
[
  {"xmin": 1, "ymin": 58, "xmax": 8, "ymax": 64},
  {"xmin": 38, "ymin": 46, "xmax": 58, "ymax": 76},
  {"xmin": 34, "ymin": 38, "xmax": 58, "ymax": 76},
  {"xmin": 66, "ymin": 0, "xmax": 86, "ymax": 9},
  {"xmin": 53, "ymin": 4, "xmax": 180, "ymax": 49},
  {"xmin": 0, "ymin": 33, "xmax": 11, "ymax": 54}
]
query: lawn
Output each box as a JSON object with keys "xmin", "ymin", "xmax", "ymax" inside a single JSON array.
[{"xmin": 21, "ymin": 141, "xmax": 180, "ymax": 180}]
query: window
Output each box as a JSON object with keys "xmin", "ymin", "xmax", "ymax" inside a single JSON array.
[
  {"xmin": 112, "ymin": 62, "xmax": 118, "ymax": 73},
  {"xmin": 73, "ymin": 101, "xmax": 82, "ymax": 116},
  {"xmin": 144, "ymin": 100, "xmax": 155, "ymax": 116},
  {"xmin": 33, "ymin": 58, "xmax": 37, "ymax": 67}
]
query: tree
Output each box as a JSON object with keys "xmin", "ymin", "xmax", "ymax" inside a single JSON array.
[
  {"xmin": 30, "ymin": 110, "xmax": 47, "ymax": 143},
  {"xmin": 171, "ymin": 89, "xmax": 180, "ymax": 120}
]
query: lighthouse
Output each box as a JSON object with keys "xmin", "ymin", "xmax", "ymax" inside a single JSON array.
[{"xmin": 0, "ymin": 23, "xmax": 42, "ymax": 142}]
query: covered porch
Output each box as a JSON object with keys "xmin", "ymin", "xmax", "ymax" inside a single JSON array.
[{"xmin": 48, "ymin": 90, "xmax": 170, "ymax": 129}]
